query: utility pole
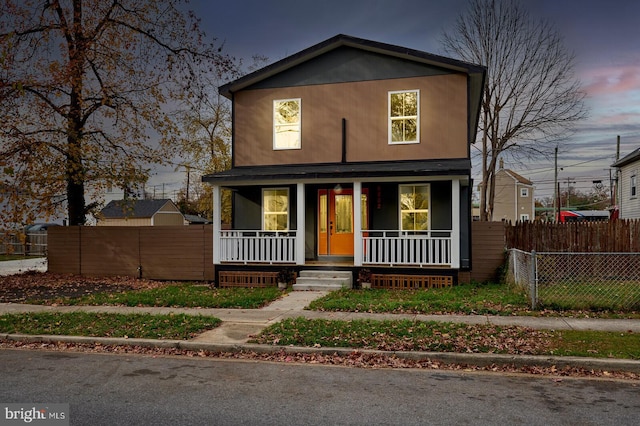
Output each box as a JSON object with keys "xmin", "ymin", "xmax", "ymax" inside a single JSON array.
[
  {"xmin": 614, "ymin": 135, "xmax": 621, "ymax": 208},
  {"xmin": 185, "ymin": 165, "xmax": 191, "ymax": 203},
  {"xmin": 553, "ymin": 146, "xmax": 558, "ymax": 221},
  {"xmin": 566, "ymin": 177, "xmax": 575, "ymax": 209}
]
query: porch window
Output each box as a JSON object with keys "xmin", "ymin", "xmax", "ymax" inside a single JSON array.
[
  {"xmin": 273, "ymin": 98, "xmax": 301, "ymax": 150},
  {"xmin": 400, "ymin": 184, "xmax": 430, "ymax": 230},
  {"xmin": 263, "ymin": 188, "xmax": 289, "ymax": 231},
  {"xmin": 389, "ymin": 90, "xmax": 419, "ymax": 144}
]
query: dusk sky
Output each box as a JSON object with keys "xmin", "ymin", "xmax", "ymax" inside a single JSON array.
[{"xmin": 164, "ymin": 0, "xmax": 640, "ymax": 201}]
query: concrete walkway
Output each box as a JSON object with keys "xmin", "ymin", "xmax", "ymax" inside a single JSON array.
[{"xmin": 0, "ymin": 258, "xmax": 47, "ymax": 276}]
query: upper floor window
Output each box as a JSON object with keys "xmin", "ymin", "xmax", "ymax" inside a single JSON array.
[
  {"xmin": 520, "ymin": 188, "xmax": 529, "ymax": 197},
  {"xmin": 389, "ymin": 90, "xmax": 419, "ymax": 144},
  {"xmin": 399, "ymin": 184, "xmax": 430, "ymax": 231},
  {"xmin": 263, "ymin": 188, "xmax": 289, "ymax": 231},
  {"xmin": 273, "ymin": 99, "xmax": 301, "ymax": 150},
  {"xmin": 631, "ymin": 174, "xmax": 637, "ymax": 198}
]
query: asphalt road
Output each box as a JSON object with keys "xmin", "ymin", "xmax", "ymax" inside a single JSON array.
[{"xmin": 1, "ymin": 349, "xmax": 639, "ymax": 425}]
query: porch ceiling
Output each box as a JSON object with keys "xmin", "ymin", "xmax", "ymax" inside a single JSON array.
[{"xmin": 202, "ymin": 159, "xmax": 470, "ymax": 186}]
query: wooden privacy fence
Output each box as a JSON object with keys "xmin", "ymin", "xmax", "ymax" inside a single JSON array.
[
  {"xmin": 47, "ymin": 222, "xmax": 507, "ymax": 283},
  {"xmin": 506, "ymin": 219, "xmax": 640, "ymax": 252},
  {"xmin": 47, "ymin": 226, "xmax": 214, "ymax": 280}
]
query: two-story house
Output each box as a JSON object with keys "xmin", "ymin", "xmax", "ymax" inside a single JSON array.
[
  {"xmin": 612, "ymin": 147, "xmax": 640, "ymax": 219},
  {"xmin": 492, "ymin": 160, "xmax": 535, "ymax": 222},
  {"xmin": 203, "ymin": 35, "xmax": 485, "ymax": 288}
]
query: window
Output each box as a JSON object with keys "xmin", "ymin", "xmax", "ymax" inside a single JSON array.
[
  {"xmin": 263, "ymin": 188, "xmax": 289, "ymax": 231},
  {"xmin": 520, "ymin": 214, "xmax": 530, "ymax": 222},
  {"xmin": 273, "ymin": 99, "xmax": 301, "ymax": 150},
  {"xmin": 399, "ymin": 184, "xmax": 430, "ymax": 231},
  {"xmin": 520, "ymin": 188, "xmax": 529, "ymax": 197},
  {"xmin": 389, "ymin": 90, "xmax": 419, "ymax": 144},
  {"xmin": 631, "ymin": 175, "xmax": 637, "ymax": 198}
]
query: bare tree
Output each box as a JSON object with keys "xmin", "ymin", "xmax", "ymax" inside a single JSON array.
[
  {"xmin": 176, "ymin": 56, "xmax": 267, "ymax": 222},
  {"xmin": 0, "ymin": 0, "xmax": 234, "ymax": 226},
  {"xmin": 441, "ymin": 0, "xmax": 587, "ymax": 221}
]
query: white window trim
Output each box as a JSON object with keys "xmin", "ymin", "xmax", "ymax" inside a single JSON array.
[
  {"xmin": 520, "ymin": 214, "xmax": 530, "ymax": 222},
  {"xmin": 631, "ymin": 174, "xmax": 637, "ymax": 199},
  {"xmin": 273, "ymin": 98, "xmax": 301, "ymax": 150},
  {"xmin": 388, "ymin": 90, "xmax": 420, "ymax": 145},
  {"xmin": 520, "ymin": 187, "xmax": 529, "ymax": 197},
  {"xmin": 399, "ymin": 183, "xmax": 431, "ymax": 231},
  {"xmin": 262, "ymin": 187, "xmax": 289, "ymax": 231}
]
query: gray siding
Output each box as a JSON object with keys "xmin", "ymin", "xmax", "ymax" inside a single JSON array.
[
  {"xmin": 619, "ymin": 163, "xmax": 640, "ymax": 219},
  {"xmin": 249, "ymin": 46, "xmax": 452, "ymax": 90}
]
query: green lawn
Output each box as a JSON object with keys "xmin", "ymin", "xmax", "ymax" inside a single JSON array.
[
  {"xmin": 0, "ymin": 312, "xmax": 221, "ymax": 340},
  {"xmin": 538, "ymin": 280, "xmax": 640, "ymax": 311},
  {"xmin": 253, "ymin": 317, "xmax": 640, "ymax": 360},
  {"xmin": 41, "ymin": 284, "xmax": 283, "ymax": 309},
  {"xmin": 308, "ymin": 283, "xmax": 531, "ymax": 315},
  {"xmin": 308, "ymin": 282, "xmax": 640, "ymax": 318}
]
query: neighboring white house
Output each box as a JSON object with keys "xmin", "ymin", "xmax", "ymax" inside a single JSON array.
[
  {"xmin": 492, "ymin": 159, "xmax": 535, "ymax": 222},
  {"xmin": 612, "ymin": 147, "xmax": 640, "ymax": 219}
]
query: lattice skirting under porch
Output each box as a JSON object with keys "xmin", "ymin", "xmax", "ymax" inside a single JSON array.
[
  {"xmin": 371, "ymin": 274, "xmax": 453, "ymax": 289},
  {"xmin": 218, "ymin": 271, "xmax": 279, "ymax": 288}
]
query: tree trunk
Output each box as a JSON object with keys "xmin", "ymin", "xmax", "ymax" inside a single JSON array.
[{"xmin": 66, "ymin": 0, "xmax": 86, "ymax": 226}]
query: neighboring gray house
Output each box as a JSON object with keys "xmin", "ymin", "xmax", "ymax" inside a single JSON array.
[
  {"xmin": 97, "ymin": 199, "xmax": 185, "ymax": 226},
  {"xmin": 612, "ymin": 147, "xmax": 640, "ymax": 219},
  {"xmin": 492, "ymin": 160, "xmax": 535, "ymax": 222}
]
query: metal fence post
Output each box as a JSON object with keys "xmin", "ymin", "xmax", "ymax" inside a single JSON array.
[{"xmin": 530, "ymin": 250, "xmax": 537, "ymax": 309}]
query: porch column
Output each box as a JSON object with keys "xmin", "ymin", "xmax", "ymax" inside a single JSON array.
[
  {"xmin": 353, "ymin": 181, "xmax": 363, "ymax": 266},
  {"xmin": 451, "ymin": 179, "xmax": 460, "ymax": 268},
  {"xmin": 212, "ymin": 185, "xmax": 221, "ymax": 264},
  {"xmin": 296, "ymin": 183, "xmax": 305, "ymax": 265}
]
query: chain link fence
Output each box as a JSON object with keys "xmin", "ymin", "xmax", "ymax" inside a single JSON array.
[{"xmin": 506, "ymin": 249, "xmax": 640, "ymax": 311}]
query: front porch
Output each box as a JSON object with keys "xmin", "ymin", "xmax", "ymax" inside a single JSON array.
[{"xmin": 204, "ymin": 160, "xmax": 473, "ymax": 282}]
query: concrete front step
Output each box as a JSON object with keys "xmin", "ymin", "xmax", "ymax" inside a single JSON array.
[{"xmin": 292, "ymin": 270, "xmax": 353, "ymax": 291}]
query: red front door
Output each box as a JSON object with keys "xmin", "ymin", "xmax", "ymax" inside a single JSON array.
[{"xmin": 318, "ymin": 189, "xmax": 368, "ymax": 256}]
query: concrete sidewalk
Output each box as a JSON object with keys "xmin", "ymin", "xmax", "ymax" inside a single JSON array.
[{"xmin": 1, "ymin": 290, "xmax": 640, "ymax": 374}]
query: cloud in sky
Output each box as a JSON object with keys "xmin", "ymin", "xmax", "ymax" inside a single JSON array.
[{"xmin": 150, "ymin": 0, "xmax": 640, "ymax": 201}]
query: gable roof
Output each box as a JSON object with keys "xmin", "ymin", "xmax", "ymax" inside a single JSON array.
[
  {"xmin": 219, "ymin": 34, "xmax": 486, "ymax": 144},
  {"xmin": 220, "ymin": 34, "xmax": 485, "ymax": 96},
  {"xmin": 612, "ymin": 147, "xmax": 640, "ymax": 168},
  {"xmin": 99, "ymin": 199, "xmax": 177, "ymax": 219},
  {"xmin": 499, "ymin": 169, "xmax": 533, "ymax": 186}
]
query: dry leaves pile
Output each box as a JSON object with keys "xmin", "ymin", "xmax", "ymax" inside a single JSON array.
[
  {"xmin": 0, "ymin": 272, "xmax": 170, "ymax": 303},
  {"xmin": 0, "ymin": 340, "xmax": 638, "ymax": 381}
]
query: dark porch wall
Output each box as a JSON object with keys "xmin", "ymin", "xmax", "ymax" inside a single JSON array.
[
  {"xmin": 366, "ymin": 180, "xmax": 470, "ymax": 269},
  {"xmin": 365, "ymin": 181, "xmax": 452, "ymax": 230},
  {"xmin": 232, "ymin": 185, "xmax": 298, "ymax": 230}
]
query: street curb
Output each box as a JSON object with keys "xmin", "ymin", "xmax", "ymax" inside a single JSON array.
[{"xmin": 3, "ymin": 333, "xmax": 640, "ymax": 375}]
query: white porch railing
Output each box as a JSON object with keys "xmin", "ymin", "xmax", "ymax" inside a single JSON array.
[
  {"xmin": 218, "ymin": 229, "xmax": 451, "ymax": 266},
  {"xmin": 362, "ymin": 230, "xmax": 452, "ymax": 266},
  {"xmin": 219, "ymin": 230, "xmax": 296, "ymax": 264}
]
